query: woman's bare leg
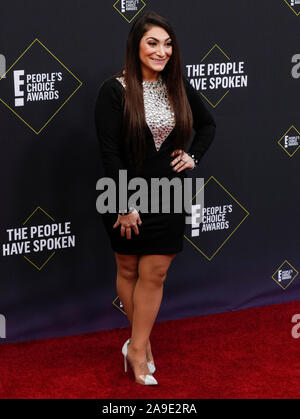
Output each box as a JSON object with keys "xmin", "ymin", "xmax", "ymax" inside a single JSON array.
[
  {"xmin": 115, "ymin": 252, "xmax": 139, "ymax": 324},
  {"xmin": 127, "ymin": 253, "xmax": 176, "ymax": 377},
  {"xmin": 114, "ymin": 252, "xmax": 154, "ymax": 363}
]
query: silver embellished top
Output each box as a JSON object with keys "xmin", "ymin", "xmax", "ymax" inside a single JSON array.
[{"xmin": 115, "ymin": 74, "xmax": 175, "ymax": 151}]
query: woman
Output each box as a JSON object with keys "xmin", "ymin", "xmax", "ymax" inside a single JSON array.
[{"xmin": 95, "ymin": 11, "xmax": 216, "ymax": 385}]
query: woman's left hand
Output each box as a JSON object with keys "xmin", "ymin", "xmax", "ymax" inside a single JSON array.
[{"xmin": 170, "ymin": 149, "xmax": 195, "ymax": 172}]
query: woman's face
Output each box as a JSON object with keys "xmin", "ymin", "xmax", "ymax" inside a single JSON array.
[{"xmin": 139, "ymin": 26, "xmax": 173, "ymax": 76}]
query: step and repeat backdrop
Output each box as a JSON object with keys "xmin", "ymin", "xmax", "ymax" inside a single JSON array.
[{"xmin": 0, "ymin": 0, "xmax": 299, "ymax": 342}]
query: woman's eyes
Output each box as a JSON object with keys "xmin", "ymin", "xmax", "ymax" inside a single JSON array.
[{"xmin": 148, "ymin": 42, "xmax": 172, "ymax": 47}]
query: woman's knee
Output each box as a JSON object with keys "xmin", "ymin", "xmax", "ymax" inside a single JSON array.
[
  {"xmin": 138, "ymin": 254, "xmax": 175, "ymax": 286},
  {"xmin": 115, "ymin": 253, "xmax": 139, "ymax": 281},
  {"xmin": 151, "ymin": 265, "xmax": 168, "ymax": 286}
]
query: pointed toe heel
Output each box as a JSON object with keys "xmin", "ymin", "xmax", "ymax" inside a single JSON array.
[{"xmin": 121, "ymin": 338, "xmax": 158, "ymax": 386}]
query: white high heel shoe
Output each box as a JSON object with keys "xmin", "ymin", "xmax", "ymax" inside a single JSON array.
[
  {"xmin": 124, "ymin": 338, "xmax": 156, "ymax": 373},
  {"xmin": 121, "ymin": 339, "xmax": 158, "ymax": 386}
]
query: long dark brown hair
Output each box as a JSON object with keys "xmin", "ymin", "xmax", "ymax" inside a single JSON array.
[{"xmin": 113, "ymin": 11, "xmax": 193, "ymax": 175}]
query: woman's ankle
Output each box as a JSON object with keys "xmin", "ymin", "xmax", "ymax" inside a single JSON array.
[
  {"xmin": 128, "ymin": 340, "xmax": 147, "ymax": 357},
  {"xmin": 146, "ymin": 344, "xmax": 153, "ymax": 362}
]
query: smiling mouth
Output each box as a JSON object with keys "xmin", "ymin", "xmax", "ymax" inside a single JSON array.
[{"xmin": 150, "ymin": 58, "xmax": 166, "ymax": 62}]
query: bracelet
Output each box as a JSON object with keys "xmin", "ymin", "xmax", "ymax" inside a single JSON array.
[
  {"xmin": 118, "ymin": 206, "xmax": 136, "ymax": 216},
  {"xmin": 187, "ymin": 152, "xmax": 199, "ymax": 169}
]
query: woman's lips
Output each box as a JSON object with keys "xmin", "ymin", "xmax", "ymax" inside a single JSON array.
[{"xmin": 150, "ymin": 58, "xmax": 166, "ymax": 63}]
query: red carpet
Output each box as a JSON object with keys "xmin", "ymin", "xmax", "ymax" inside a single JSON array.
[{"xmin": 1, "ymin": 300, "xmax": 300, "ymax": 399}]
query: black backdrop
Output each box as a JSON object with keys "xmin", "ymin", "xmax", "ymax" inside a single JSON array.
[{"xmin": 0, "ymin": 0, "xmax": 299, "ymax": 343}]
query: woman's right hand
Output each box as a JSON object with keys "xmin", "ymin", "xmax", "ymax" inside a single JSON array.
[{"xmin": 113, "ymin": 209, "xmax": 142, "ymax": 239}]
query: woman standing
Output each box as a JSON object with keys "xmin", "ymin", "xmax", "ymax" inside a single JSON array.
[{"xmin": 95, "ymin": 11, "xmax": 216, "ymax": 385}]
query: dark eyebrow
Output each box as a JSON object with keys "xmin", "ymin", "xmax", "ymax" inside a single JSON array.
[{"xmin": 145, "ymin": 37, "xmax": 172, "ymax": 42}]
